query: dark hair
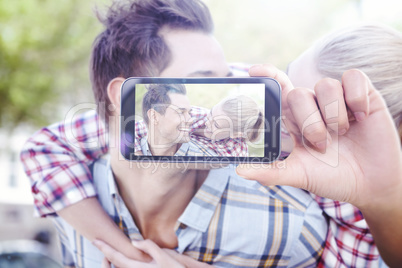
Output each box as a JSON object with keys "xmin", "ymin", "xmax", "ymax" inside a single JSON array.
[
  {"xmin": 90, "ymin": 0, "xmax": 214, "ymax": 121},
  {"xmin": 142, "ymin": 84, "xmax": 186, "ymax": 125}
]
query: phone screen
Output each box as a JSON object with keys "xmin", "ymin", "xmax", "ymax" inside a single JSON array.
[{"xmin": 120, "ymin": 77, "xmax": 281, "ymax": 164}]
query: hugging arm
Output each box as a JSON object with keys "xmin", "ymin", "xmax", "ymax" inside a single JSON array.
[
  {"xmin": 94, "ymin": 239, "xmax": 213, "ymax": 268},
  {"xmin": 20, "ymin": 110, "xmax": 150, "ymax": 261},
  {"xmin": 20, "ymin": 110, "xmax": 107, "ymax": 216}
]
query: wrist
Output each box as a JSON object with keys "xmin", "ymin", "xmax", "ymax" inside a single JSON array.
[{"xmin": 358, "ymin": 182, "xmax": 402, "ymax": 218}]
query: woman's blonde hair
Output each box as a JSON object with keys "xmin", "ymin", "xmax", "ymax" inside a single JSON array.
[
  {"xmin": 314, "ymin": 23, "xmax": 402, "ymax": 139},
  {"xmin": 220, "ymin": 95, "xmax": 263, "ymax": 142}
]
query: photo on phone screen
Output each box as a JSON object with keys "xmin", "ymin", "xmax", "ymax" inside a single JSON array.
[{"xmin": 120, "ymin": 77, "xmax": 281, "ymax": 164}]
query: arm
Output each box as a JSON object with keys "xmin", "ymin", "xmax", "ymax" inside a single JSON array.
[
  {"xmin": 20, "ymin": 110, "xmax": 149, "ymax": 261},
  {"xmin": 359, "ymin": 186, "xmax": 402, "ymax": 267},
  {"xmin": 20, "ymin": 110, "xmax": 107, "ymax": 216},
  {"xmin": 282, "ymin": 117, "xmax": 378, "ymax": 265},
  {"xmin": 236, "ymin": 65, "xmax": 402, "ymax": 266},
  {"xmin": 94, "ymin": 239, "xmax": 213, "ymax": 268},
  {"xmin": 58, "ymin": 197, "xmax": 150, "ymax": 262},
  {"xmin": 20, "ymin": 110, "xmax": 149, "ymax": 210}
]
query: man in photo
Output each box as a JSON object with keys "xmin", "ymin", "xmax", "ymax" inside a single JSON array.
[{"xmin": 139, "ymin": 83, "xmax": 216, "ymax": 157}]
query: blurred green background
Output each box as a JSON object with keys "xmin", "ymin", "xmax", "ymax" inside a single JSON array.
[{"xmin": 0, "ymin": 0, "xmax": 104, "ymax": 130}]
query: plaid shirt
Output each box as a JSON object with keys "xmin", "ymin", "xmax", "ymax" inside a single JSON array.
[
  {"xmin": 54, "ymin": 158, "xmax": 328, "ymax": 267},
  {"xmin": 20, "ymin": 110, "xmax": 386, "ymax": 267},
  {"xmin": 134, "ymin": 106, "xmax": 248, "ymax": 157},
  {"xmin": 20, "ymin": 65, "xmax": 385, "ymax": 267}
]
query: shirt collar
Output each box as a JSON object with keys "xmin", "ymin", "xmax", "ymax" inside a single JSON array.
[
  {"xmin": 177, "ymin": 167, "xmax": 233, "ymax": 232},
  {"xmin": 105, "ymin": 156, "xmax": 119, "ymax": 197},
  {"xmin": 174, "ymin": 142, "xmax": 190, "ymax": 156},
  {"xmin": 140, "ymin": 137, "xmax": 152, "ymax": 156}
]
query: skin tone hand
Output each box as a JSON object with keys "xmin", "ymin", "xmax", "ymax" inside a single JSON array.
[
  {"xmin": 236, "ymin": 64, "xmax": 402, "ymax": 266},
  {"xmin": 93, "ymin": 239, "xmax": 212, "ymax": 268}
]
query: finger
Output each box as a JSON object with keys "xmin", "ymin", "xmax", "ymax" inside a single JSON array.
[
  {"xmin": 249, "ymin": 64, "xmax": 293, "ymax": 97},
  {"xmin": 236, "ymin": 156, "xmax": 306, "ymax": 190},
  {"xmin": 248, "ymin": 64, "xmax": 300, "ymax": 136},
  {"xmin": 93, "ymin": 239, "xmax": 149, "ymax": 268},
  {"xmin": 94, "ymin": 240, "xmax": 128, "ymax": 266},
  {"xmin": 287, "ymin": 88, "xmax": 331, "ymax": 151},
  {"xmin": 341, "ymin": 69, "xmax": 370, "ymax": 122},
  {"xmin": 163, "ymin": 250, "xmax": 190, "ymax": 266},
  {"xmin": 164, "ymin": 249, "xmax": 212, "ymax": 267},
  {"xmin": 132, "ymin": 239, "xmax": 165, "ymax": 264},
  {"xmin": 163, "ymin": 249, "xmax": 184, "ymax": 263},
  {"xmin": 314, "ymin": 78, "xmax": 349, "ymax": 135},
  {"xmin": 101, "ymin": 257, "xmax": 111, "ymax": 268}
]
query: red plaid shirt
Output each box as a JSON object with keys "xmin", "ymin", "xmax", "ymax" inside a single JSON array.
[{"xmin": 20, "ymin": 65, "xmax": 384, "ymax": 267}]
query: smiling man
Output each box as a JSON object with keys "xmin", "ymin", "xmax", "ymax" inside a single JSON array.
[{"xmin": 140, "ymin": 84, "xmax": 216, "ymax": 157}]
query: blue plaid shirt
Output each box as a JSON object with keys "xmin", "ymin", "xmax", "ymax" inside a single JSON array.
[{"xmin": 54, "ymin": 157, "xmax": 328, "ymax": 267}]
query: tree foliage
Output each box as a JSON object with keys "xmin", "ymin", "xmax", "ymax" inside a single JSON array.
[{"xmin": 0, "ymin": 0, "xmax": 101, "ymax": 130}]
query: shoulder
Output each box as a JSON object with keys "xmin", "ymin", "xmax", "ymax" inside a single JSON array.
[
  {"xmin": 89, "ymin": 157, "xmax": 109, "ymax": 180},
  {"xmin": 88, "ymin": 157, "xmax": 117, "ymax": 210},
  {"xmin": 190, "ymin": 106, "xmax": 209, "ymax": 116}
]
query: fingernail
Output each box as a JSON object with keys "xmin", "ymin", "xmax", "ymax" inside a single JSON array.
[
  {"xmin": 338, "ymin": 128, "xmax": 347, "ymax": 135},
  {"xmin": 315, "ymin": 137, "xmax": 331, "ymax": 150},
  {"xmin": 315, "ymin": 140, "xmax": 327, "ymax": 150},
  {"xmin": 354, "ymin": 112, "xmax": 366, "ymax": 122}
]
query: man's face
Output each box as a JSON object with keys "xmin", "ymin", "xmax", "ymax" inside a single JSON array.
[
  {"xmin": 153, "ymin": 92, "xmax": 193, "ymax": 146},
  {"xmin": 159, "ymin": 28, "xmax": 232, "ymax": 77},
  {"xmin": 146, "ymin": 29, "xmax": 233, "ymax": 149}
]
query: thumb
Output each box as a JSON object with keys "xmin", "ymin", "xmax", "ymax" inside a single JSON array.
[{"xmin": 236, "ymin": 156, "xmax": 306, "ymax": 189}]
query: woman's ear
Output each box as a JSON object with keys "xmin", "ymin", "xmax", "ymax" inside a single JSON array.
[{"xmin": 107, "ymin": 77, "xmax": 126, "ymax": 111}]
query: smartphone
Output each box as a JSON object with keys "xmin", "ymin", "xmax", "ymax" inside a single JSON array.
[{"xmin": 120, "ymin": 77, "xmax": 281, "ymax": 164}]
